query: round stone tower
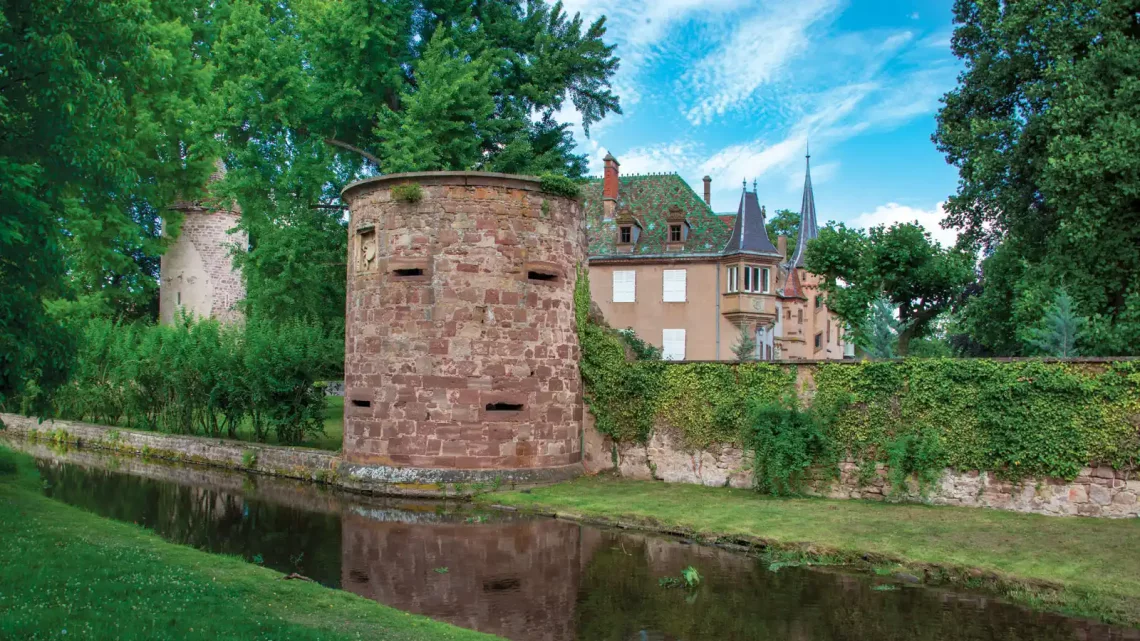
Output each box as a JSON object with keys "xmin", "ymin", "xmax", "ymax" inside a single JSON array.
[
  {"xmin": 340, "ymin": 172, "xmax": 585, "ymax": 473},
  {"xmin": 159, "ymin": 163, "xmax": 246, "ymax": 324}
]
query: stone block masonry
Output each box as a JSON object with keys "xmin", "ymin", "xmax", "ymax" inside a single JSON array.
[
  {"xmin": 0, "ymin": 414, "xmax": 580, "ymax": 497},
  {"xmin": 159, "ymin": 206, "xmax": 246, "ymax": 324},
  {"xmin": 596, "ymin": 428, "xmax": 1140, "ymax": 518},
  {"xmin": 340, "ymin": 172, "xmax": 586, "ymax": 472}
]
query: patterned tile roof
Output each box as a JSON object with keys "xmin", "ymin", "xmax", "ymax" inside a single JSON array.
[{"xmin": 583, "ymin": 173, "xmax": 732, "ymax": 257}]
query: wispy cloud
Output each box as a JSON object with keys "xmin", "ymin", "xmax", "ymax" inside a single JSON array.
[
  {"xmin": 618, "ymin": 141, "xmax": 703, "ymax": 175},
  {"xmin": 680, "ymin": 0, "xmax": 841, "ymax": 125}
]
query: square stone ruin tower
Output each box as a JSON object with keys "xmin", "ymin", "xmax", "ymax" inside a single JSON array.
[
  {"xmin": 340, "ymin": 172, "xmax": 586, "ymax": 472},
  {"xmin": 159, "ymin": 162, "xmax": 246, "ymax": 324}
]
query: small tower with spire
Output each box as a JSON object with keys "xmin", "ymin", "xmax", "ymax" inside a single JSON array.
[{"xmin": 788, "ymin": 148, "xmax": 818, "ymax": 270}]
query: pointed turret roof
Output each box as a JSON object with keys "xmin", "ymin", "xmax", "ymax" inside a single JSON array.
[
  {"xmin": 788, "ymin": 152, "xmax": 818, "ymax": 269},
  {"xmin": 723, "ymin": 186, "xmax": 780, "ymax": 256}
]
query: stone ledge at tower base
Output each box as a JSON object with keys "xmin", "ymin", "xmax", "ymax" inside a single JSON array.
[{"xmin": 0, "ymin": 414, "xmax": 582, "ymax": 497}]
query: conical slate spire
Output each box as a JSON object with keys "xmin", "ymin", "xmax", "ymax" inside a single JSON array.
[
  {"xmin": 789, "ymin": 151, "xmax": 818, "ymax": 269},
  {"xmin": 723, "ymin": 185, "xmax": 779, "ymax": 255}
]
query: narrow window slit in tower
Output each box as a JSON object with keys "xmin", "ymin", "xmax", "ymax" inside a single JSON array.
[
  {"xmin": 486, "ymin": 402, "xmax": 524, "ymax": 412},
  {"xmin": 527, "ymin": 270, "xmax": 558, "ymax": 282},
  {"xmin": 393, "ymin": 267, "xmax": 424, "ymax": 277},
  {"xmin": 351, "ymin": 399, "xmax": 371, "ymax": 408}
]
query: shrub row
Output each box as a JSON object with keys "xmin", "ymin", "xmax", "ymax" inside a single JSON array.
[
  {"xmin": 9, "ymin": 316, "xmax": 341, "ymax": 445},
  {"xmin": 575, "ymin": 270, "xmax": 1140, "ymax": 490}
]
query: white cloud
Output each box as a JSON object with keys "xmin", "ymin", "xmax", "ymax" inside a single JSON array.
[
  {"xmin": 680, "ymin": 0, "xmax": 841, "ymax": 125},
  {"xmin": 618, "ymin": 142, "xmax": 702, "ymax": 175},
  {"xmin": 851, "ymin": 202, "xmax": 959, "ymax": 247}
]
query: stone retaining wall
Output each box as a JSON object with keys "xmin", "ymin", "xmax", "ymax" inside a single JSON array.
[
  {"xmin": 0, "ymin": 414, "xmax": 580, "ymax": 497},
  {"xmin": 589, "ymin": 428, "xmax": 1139, "ymax": 518}
]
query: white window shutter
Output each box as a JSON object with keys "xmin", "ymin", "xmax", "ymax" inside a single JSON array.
[
  {"xmin": 662, "ymin": 329, "xmax": 686, "ymax": 361},
  {"xmin": 613, "ymin": 270, "xmax": 636, "ymax": 302},
  {"xmin": 662, "ymin": 269, "xmax": 686, "ymax": 302}
]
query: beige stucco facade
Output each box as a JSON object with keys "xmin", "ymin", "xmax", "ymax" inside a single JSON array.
[{"xmin": 589, "ymin": 258, "xmax": 848, "ymax": 362}]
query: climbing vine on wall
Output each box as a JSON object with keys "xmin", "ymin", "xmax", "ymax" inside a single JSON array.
[{"xmin": 575, "ymin": 274, "xmax": 1140, "ymax": 487}]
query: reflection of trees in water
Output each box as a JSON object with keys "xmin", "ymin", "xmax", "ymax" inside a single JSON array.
[
  {"xmin": 32, "ymin": 458, "xmax": 1140, "ymax": 641},
  {"xmin": 36, "ymin": 461, "xmax": 343, "ymax": 586},
  {"xmin": 574, "ymin": 531, "xmax": 1124, "ymax": 641}
]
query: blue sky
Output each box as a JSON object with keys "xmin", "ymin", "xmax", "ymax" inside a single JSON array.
[{"xmin": 558, "ymin": 0, "xmax": 962, "ymax": 246}]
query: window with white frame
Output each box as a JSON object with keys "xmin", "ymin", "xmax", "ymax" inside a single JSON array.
[
  {"xmin": 612, "ymin": 270, "xmax": 636, "ymax": 302},
  {"xmin": 662, "ymin": 329, "xmax": 686, "ymax": 361},
  {"xmin": 726, "ymin": 266, "xmax": 738, "ymax": 293},
  {"xmin": 742, "ymin": 265, "xmax": 769, "ymax": 293},
  {"xmin": 662, "ymin": 269, "xmax": 686, "ymax": 302}
]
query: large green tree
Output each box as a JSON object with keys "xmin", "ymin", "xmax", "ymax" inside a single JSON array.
[
  {"xmin": 1, "ymin": 0, "xmax": 214, "ymax": 407},
  {"xmin": 805, "ymin": 222, "xmax": 974, "ymax": 356},
  {"xmin": 766, "ymin": 209, "xmax": 800, "ymax": 259},
  {"xmin": 934, "ymin": 0, "xmax": 1140, "ymax": 355},
  {"xmin": 208, "ymin": 0, "xmax": 621, "ymax": 329}
]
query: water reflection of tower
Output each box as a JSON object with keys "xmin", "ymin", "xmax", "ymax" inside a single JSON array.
[{"xmin": 341, "ymin": 508, "xmax": 598, "ymax": 641}]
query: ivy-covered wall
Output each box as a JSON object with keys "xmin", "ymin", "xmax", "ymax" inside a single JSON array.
[{"xmin": 576, "ymin": 269, "xmax": 1140, "ymax": 484}]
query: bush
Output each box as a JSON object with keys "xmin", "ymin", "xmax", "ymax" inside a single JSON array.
[
  {"xmin": 539, "ymin": 173, "xmax": 581, "ymax": 199},
  {"xmin": 390, "ymin": 183, "xmax": 423, "ymax": 203},
  {"xmin": 742, "ymin": 398, "xmax": 836, "ymax": 496},
  {"xmin": 24, "ymin": 314, "xmax": 340, "ymax": 446}
]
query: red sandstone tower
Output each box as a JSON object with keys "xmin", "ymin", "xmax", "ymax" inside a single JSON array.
[{"xmin": 339, "ymin": 172, "xmax": 585, "ymax": 476}]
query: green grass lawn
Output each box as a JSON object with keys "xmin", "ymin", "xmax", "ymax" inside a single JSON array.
[
  {"xmin": 486, "ymin": 475, "xmax": 1140, "ymax": 627},
  {"xmin": 0, "ymin": 444, "xmax": 494, "ymax": 641}
]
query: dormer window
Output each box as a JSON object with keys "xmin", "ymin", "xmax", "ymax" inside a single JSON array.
[
  {"xmin": 664, "ymin": 206, "xmax": 690, "ymax": 247},
  {"xmin": 615, "ymin": 210, "xmax": 643, "ymax": 249}
]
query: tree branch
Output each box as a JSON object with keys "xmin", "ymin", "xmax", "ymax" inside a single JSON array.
[{"xmin": 323, "ymin": 137, "xmax": 382, "ymax": 167}]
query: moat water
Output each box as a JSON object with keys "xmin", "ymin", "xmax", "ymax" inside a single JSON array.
[{"xmin": 18, "ymin": 442, "xmax": 1139, "ymax": 641}]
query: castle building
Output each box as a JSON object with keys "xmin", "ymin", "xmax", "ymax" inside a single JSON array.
[
  {"xmin": 584, "ymin": 152, "xmax": 851, "ymax": 361},
  {"xmin": 158, "ymin": 162, "xmax": 246, "ymax": 325}
]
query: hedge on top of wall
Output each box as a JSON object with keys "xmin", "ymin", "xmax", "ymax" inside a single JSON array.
[{"xmin": 575, "ymin": 267, "xmax": 1140, "ymax": 482}]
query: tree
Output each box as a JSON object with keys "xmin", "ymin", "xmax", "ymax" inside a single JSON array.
[
  {"xmin": 766, "ymin": 209, "xmax": 800, "ymax": 259},
  {"xmin": 1023, "ymin": 289, "xmax": 1087, "ymax": 357},
  {"xmin": 805, "ymin": 222, "xmax": 974, "ymax": 356},
  {"xmin": 208, "ymin": 0, "xmax": 621, "ymax": 327},
  {"xmin": 731, "ymin": 329, "xmax": 758, "ymax": 362},
  {"xmin": 855, "ymin": 297, "xmax": 900, "ymax": 359},
  {"xmin": 934, "ymin": 0, "xmax": 1140, "ymax": 355},
  {"xmin": 1, "ymin": 0, "xmax": 213, "ymax": 407}
]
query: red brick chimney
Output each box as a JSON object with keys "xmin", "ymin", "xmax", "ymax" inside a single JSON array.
[
  {"xmin": 603, "ymin": 153, "xmax": 619, "ymax": 220},
  {"xmin": 777, "ymin": 235, "xmax": 787, "ymax": 259},
  {"xmin": 702, "ymin": 175, "xmax": 711, "ymax": 205}
]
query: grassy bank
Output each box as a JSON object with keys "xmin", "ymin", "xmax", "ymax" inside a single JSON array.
[
  {"xmin": 486, "ymin": 476, "xmax": 1140, "ymax": 627},
  {"xmin": 0, "ymin": 445, "xmax": 494, "ymax": 641}
]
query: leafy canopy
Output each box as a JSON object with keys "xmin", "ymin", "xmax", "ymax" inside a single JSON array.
[
  {"xmin": 805, "ymin": 222, "xmax": 974, "ymax": 356},
  {"xmin": 1, "ymin": 0, "xmax": 215, "ymax": 406},
  {"xmin": 209, "ymin": 0, "xmax": 621, "ymax": 330},
  {"xmin": 934, "ymin": 0, "xmax": 1140, "ymax": 355},
  {"xmin": 765, "ymin": 209, "xmax": 801, "ymax": 258}
]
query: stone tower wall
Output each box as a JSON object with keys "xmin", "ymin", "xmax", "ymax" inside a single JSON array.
[
  {"xmin": 341, "ymin": 172, "xmax": 585, "ymax": 470},
  {"xmin": 159, "ymin": 207, "xmax": 246, "ymax": 325}
]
